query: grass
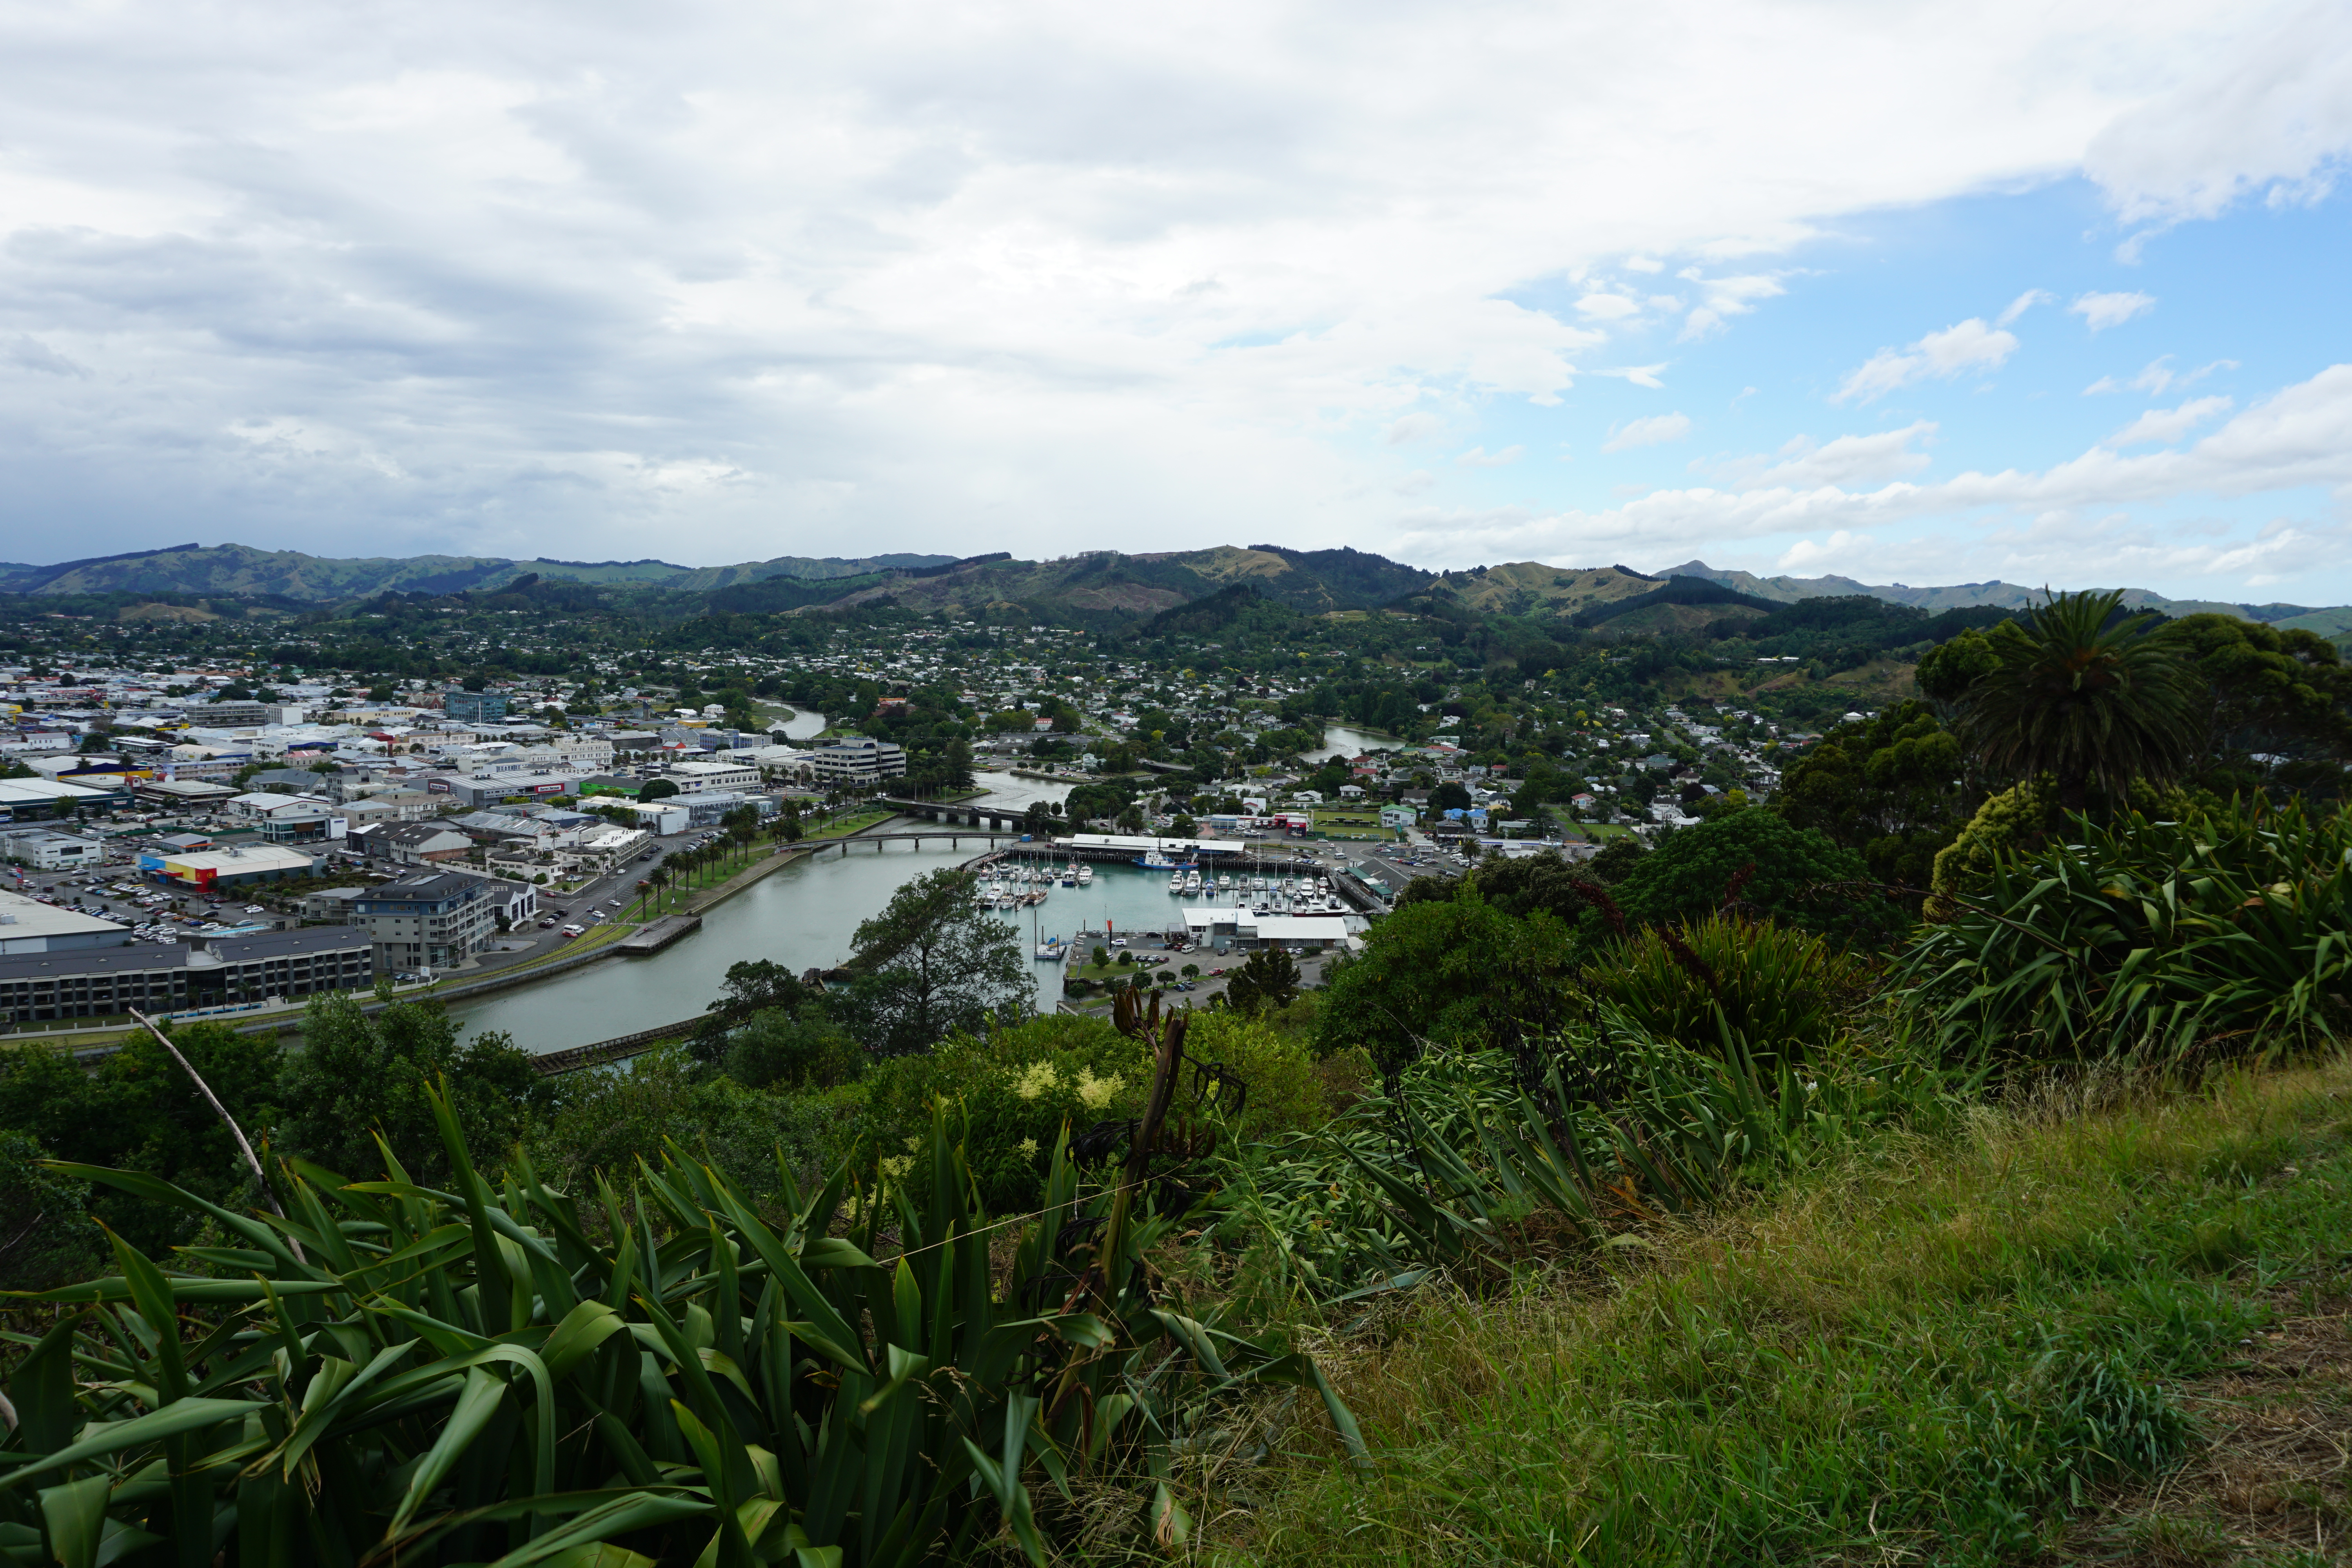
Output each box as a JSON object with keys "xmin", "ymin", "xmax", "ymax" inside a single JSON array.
[{"xmin": 1165, "ymin": 1054, "xmax": 2352, "ymax": 1568}]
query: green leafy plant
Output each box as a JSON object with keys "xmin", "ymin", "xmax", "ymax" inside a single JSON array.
[
  {"xmin": 1904, "ymin": 797, "xmax": 2352, "ymax": 1063},
  {"xmin": 0, "ymin": 1074, "xmax": 1361, "ymax": 1567}
]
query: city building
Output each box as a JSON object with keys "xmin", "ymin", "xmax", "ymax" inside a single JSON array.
[
  {"xmin": 443, "ymin": 690, "xmax": 510, "ymax": 723},
  {"xmin": 139, "ymin": 844, "xmax": 317, "ymax": 889},
  {"xmin": 0, "ymin": 945, "xmax": 190, "ymax": 1022},
  {"xmin": 0, "ymin": 829, "xmax": 107, "ymax": 871},
  {"xmin": 0, "ymin": 887, "xmax": 129, "ymax": 954},
  {"xmin": 661, "ymin": 759, "xmax": 761, "ymax": 794},
  {"xmin": 810, "ymin": 735, "xmax": 907, "ymax": 787},
  {"xmin": 192, "ymin": 927, "xmax": 374, "ymax": 1006},
  {"xmin": 350, "ymin": 872, "xmax": 497, "ymax": 973},
  {"xmin": 371, "ymin": 822, "xmax": 475, "ymax": 866}
]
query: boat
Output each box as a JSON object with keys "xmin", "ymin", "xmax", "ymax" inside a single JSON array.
[
  {"xmin": 1076, "ymin": 865, "xmax": 1094, "ymax": 886},
  {"xmin": 1217, "ymin": 873, "xmax": 1232, "ymax": 891},
  {"xmin": 1167, "ymin": 871, "xmax": 1185, "ymax": 893},
  {"xmin": 1061, "ymin": 864, "xmax": 1079, "ymax": 887},
  {"xmin": 1035, "ymin": 935, "xmax": 1067, "ymax": 960},
  {"xmin": 1183, "ymin": 869, "xmax": 1202, "ymax": 895}
]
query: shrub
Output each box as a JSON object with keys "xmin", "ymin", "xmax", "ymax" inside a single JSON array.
[
  {"xmin": 855, "ymin": 1014, "xmax": 1152, "ymax": 1209},
  {"xmin": 527, "ymin": 1044, "xmax": 840, "ymax": 1204},
  {"xmin": 1906, "ymin": 797, "xmax": 2352, "ymax": 1062},
  {"xmin": 1609, "ymin": 805, "xmax": 1885, "ymax": 943},
  {"xmin": 1585, "ymin": 915, "xmax": 1876, "ymax": 1065},
  {"xmin": 0, "ymin": 1086, "xmax": 1359, "ymax": 1568},
  {"xmin": 1179, "ymin": 1010, "xmax": 1347, "ymax": 1139}
]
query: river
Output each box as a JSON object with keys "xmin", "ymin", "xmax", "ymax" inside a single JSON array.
[
  {"xmin": 443, "ymin": 769, "xmax": 1180, "ymax": 1054},
  {"xmin": 1303, "ymin": 724, "xmax": 1408, "ymax": 761}
]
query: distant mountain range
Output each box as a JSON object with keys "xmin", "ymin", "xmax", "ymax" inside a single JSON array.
[
  {"xmin": 0, "ymin": 543, "xmax": 956, "ymax": 599},
  {"xmin": 2, "ymin": 541, "xmax": 2344, "ymax": 639}
]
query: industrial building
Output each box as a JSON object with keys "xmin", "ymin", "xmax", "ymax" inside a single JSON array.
[
  {"xmin": 0, "ymin": 888, "xmax": 129, "ymax": 954},
  {"xmin": 139, "ymin": 844, "xmax": 318, "ymax": 889}
]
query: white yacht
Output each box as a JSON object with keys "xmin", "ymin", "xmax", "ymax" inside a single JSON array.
[
  {"xmin": 1183, "ymin": 869, "xmax": 1202, "ymax": 895},
  {"xmin": 1168, "ymin": 871, "xmax": 1185, "ymax": 893},
  {"xmin": 1217, "ymin": 873, "xmax": 1232, "ymax": 891},
  {"xmin": 1076, "ymin": 864, "xmax": 1094, "ymax": 886}
]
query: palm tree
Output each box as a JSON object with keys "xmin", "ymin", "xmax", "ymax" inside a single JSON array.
[{"xmin": 1955, "ymin": 588, "xmax": 2201, "ymax": 813}]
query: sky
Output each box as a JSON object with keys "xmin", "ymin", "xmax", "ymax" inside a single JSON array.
[{"xmin": 2, "ymin": 0, "xmax": 2351, "ymax": 603}]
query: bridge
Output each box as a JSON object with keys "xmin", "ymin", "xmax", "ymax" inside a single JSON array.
[
  {"xmin": 798, "ymin": 828, "xmax": 1027, "ymax": 856},
  {"xmin": 878, "ymin": 796, "xmax": 1039, "ymax": 831},
  {"xmin": 532, "ymin": 1016, "xmax": 703, "ymax": 1074}
]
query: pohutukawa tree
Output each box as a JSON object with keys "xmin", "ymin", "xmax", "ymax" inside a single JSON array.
[{"xmin": 1952, "ymin": 588, "xmax": 2202, "ymax": 812}]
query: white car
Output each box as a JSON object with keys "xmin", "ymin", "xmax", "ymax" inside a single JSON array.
[{"xmin": 244, "ymin": 905, "xmax": 266, "ymax": 914}]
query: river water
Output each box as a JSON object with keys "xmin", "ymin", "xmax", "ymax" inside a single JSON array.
[
  {"xmin": 444, "ymin": 768, "xmax": 1245, "ymax": 1054},
  {"xmin": 1303, "ymin": 724, "xmax": 1406, "ymax": 762}
]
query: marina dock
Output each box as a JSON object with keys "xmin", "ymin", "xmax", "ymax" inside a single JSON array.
[{"xmin": 616, "ymin": 914, "xmax": 701, "ymax": 955}]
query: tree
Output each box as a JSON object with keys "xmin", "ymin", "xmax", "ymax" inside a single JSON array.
[
  {"xmin": 639, "ymin": 778, "xmax": 680, "ymax": 802},
  {"xmin": 1606, "ymin": 806, "xmax": 1884, "ymax": 944},
  {"xmin": 2167, "ymin": 612, "xmax": 2352, "ymax": 797},
  {"xmin": 1772, "ymin": 699, "xmax": 1973, "ymax": 892},
  {"xmin": 1219, "ymin": 947, "xmax": 1301, "ymax": 1015},
  {"xmin": 836, "ymin": 868, "xmax": 1031, "ymax": 1056},
  {"xmin": 1951, "ymin": 589, "xmax": 2201, "ymax": 813},
  {"xmin": 276, "ymin": 992, "xmax": 562, "ymax": 1182},
  {"xmin": 1316, "ymin": 886, "xmax": 1578, "ymax": 1087},
  {"xmin": 0, "ymin": 1022, "xmax": 282, "ymax": 1265},
  {"xmin": 689, "ymin": 959, "xmax": 811, "ymax": 1062},
  {"xmin": 1429, "ymin": 780, "xmax": 1473, "ymax": 814}
]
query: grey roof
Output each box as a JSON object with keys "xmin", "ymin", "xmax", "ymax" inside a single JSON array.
[
  {"xmin": 206, "ymin": 927, "xmax": 373, "ymax": 962},
  {"xmin": 0, "ymin": 944, "xmax": 190, "ymax": 982}
]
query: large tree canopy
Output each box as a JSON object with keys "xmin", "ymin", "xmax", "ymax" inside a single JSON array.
[{"xmin": 837, "ymin": 867, "xmax": 1031, "ymax": 1056}]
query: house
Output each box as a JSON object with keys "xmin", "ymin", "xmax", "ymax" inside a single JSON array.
[
  {"xmin": 372, "ymin": 822, "xmax": 475, "ymax": 866},
  {"xmin": 1379, "ymin": 805, "xmax": 1416, "ymax": 829}
]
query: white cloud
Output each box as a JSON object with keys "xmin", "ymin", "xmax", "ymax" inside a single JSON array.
[
  {"xmin": 1384, "ymin": 412, "xmax": 1443, "ymax": 446},
  {"xmin": 1575, "ymin": 293, "xmax": 1642, "ymax": 321},
  {"xmin": 1675, "ymin": 267, "xmax": 1786, "ymax": 341},
  {"xmin": 0, "ymin": 0, "xmax": 2332, "ymax": 564},
  {"xmin": 1602, "ymin": 412, "xmax": 1692, "ymax": 452},
  {"xmin": 2071, "ymin": 290, "xmax": 2157, "ymax": 330},
  {"xmin": 1835, "ymin": 319, "xmax": 2018, "ymax": 403},
  {"xmin": 2085, "ymin": 2, "xmax": 2352, "ymax": 227},
  {"xmin": 2085, "ymin": 356, "xmax": 2237, "ymax": 396},
  {"xmin": 1748, "ymin": 422, "xmax": 1936, "ymax": 488},
  {"xmin": 1996, "ymin": 289, "xmax": 2054, "ymax": 326},
  {"xmin": 2105, "ymin": 395, "xmax": 2233, "ymax": 446},
  {"xmin": 1395, "ymin": 364, "xmax": 2352, "ymax": 586},
  {"xmin": 1777, "ymin": 530, "xmax": 1873, "ymax": 570},
  {"xmin": 1455, "ymin": 444, "xmax": 1523, "ymax": 467}
]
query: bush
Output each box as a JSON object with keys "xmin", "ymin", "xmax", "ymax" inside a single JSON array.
[
  {"xmin": 854, "ymin": 1014, "xmax": 1152, "ymax": 1209},
  {"xmin": 1610, "ymin": 806, "xmax": 1884, "ymax": 943},
  {"xmin": 527, "ymin": 1045, "xmax": 838, "ymax": 1205},
  {"xmin": 1585, "ymin": 915, "xmax": 1876, "ymax": 1065},
  {"xmin": 1179, "ymin": 1010, "xmax": 1351, "ymax": 1139},
  {"xmin": 1906, "ymin": 797, "xmax": 2352, "ymax": 1062}
]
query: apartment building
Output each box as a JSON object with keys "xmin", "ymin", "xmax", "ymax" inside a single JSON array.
[{"xmin": 350, "ymin": 872, "xmax": 496, "ymax": 973}]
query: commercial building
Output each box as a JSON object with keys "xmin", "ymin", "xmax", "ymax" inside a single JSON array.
[
  {"xmin": 443, "ymin": 690, "xmax": 510, "ymax": 723},
  {"xmin": 0, "ymin": 777, "xmax": 120, "ymax": 820},
  {"xmin": 133, "ymin": 778, "xmax": 241, "ymax": 810},
  {"xmin": 662, "ymin": 760, "xmax": 762, "ymax": 794},
  {"xmin": 350, "ymin": 872, "xmax": 496, "ymax": 973},
  {"xmin": 140, "ymin": 844, "xmax": 317, "ymax": 889},
  {"xmin": 191, "ymin": 700, "xmax": 307, "ymax": 727},
  {"xmin": 0, "ymin": 945, "xmax": 190, "ymax": 1022},
  {"xmin": 190, "ymin": 927, "xmax": 374, "ymax": 1006},
  {"xmin": 370, "ymin": 823, "xmax": 475, "ymax": 865},
  {"xmin": 0, "ymin": 829, "xmax": 107, "ymax": 871},
  {"xmin": 810, "ymin": 735, "xmax": 907, "ymax": 787},
  {"xmin": 0, "ymin": 888, "xmax": 129, "ymax": 954}
]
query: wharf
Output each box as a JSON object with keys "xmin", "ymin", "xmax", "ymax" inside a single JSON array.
[{"xmin": 616, "ymin": 914, "xmax": 701, "ymax": 955}]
